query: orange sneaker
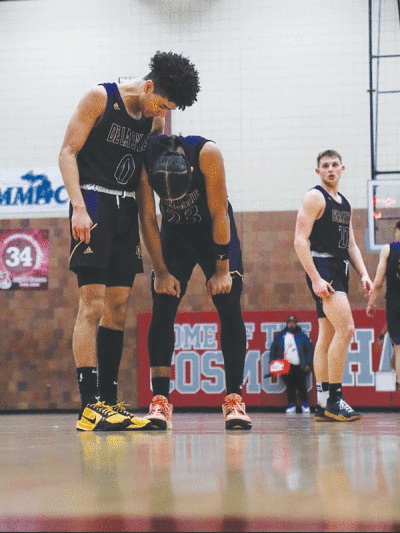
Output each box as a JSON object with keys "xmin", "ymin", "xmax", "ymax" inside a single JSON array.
[
  {"xmin": 222, "ymin": 393, "xmax": 252, "ymax": 430},
  {"xmin": 144, "ymin": 395, "xmax": 173, "ymax": 430}
]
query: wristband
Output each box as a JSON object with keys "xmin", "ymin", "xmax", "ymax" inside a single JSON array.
[{"xmin": 213, "ymin": 242, "xmax": 230, "ymax": 261}]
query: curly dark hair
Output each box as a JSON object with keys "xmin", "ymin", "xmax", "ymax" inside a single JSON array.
[{"xmin": 144, "ymin": 51, "xmax": 200, "ymax": 110}]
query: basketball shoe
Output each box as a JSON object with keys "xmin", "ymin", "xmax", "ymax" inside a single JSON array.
[
  {"xmin": 144, "ymin": 395, "xmax": 173, "ymax": 430},
  {"xmin": 76, "ymin": 400, "xmax": 131, "ymax": 431},
  {"xmin": 222, "ymin": 393, "xmax": 252, "ymax": 430},
  {"xmin": 285, "ymin": 404, "xmax": 297, "ymax": 415},
  {"xmin": 324, "ymin": 397, "xmax": 363, "ymax": 422},
  {"xmin": 112, "ymin": 402, "xmax": 154, "ymax": 431},
  {"xmin": 314, "ymin": 404, "xmax": 334, "ymax": 421}
]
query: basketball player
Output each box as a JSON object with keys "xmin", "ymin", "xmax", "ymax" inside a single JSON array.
[
  {"xmin": 142, "ymin": 133, "xmax": 252, "ymax": 430},
  {"xmin": 59, "ymin": 52, "xmax": 200, "ymax": 431},
  {"xmin": 294, "ymin": 150, "xmax": 373, "ymax": 421},
  {"xmin": 367, "ymin": 221, "xmax": 400, "ymax": 386}
]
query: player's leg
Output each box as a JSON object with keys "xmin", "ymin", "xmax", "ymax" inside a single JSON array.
[
  {"xmin": 145, "ymin": 222, "xmax": 194, "ymax": 429},
  {"xmin": 97, "ymin": 196, "xmax": 152, "ymax": 430},
  {"xmin": 385, "ymin": 300, "xmax": 400, "ymax": 388},
  {"xmin": 145, "ymin": 279, "xmax": 185, "ymax": 429},
  {"xmin": 73, "ymin": 274, "xmax": 132, "ymax": 432},
  {"xmin": 314, "ymin": 317, "xmax": 334, "ymax": 420},
  {"xmin": 96, "ymin": 285, "xmax": 131, "ymax": 406},
  {"xmin": 208, "ymin": 208, "xmax": 251, "ymax": 429},
  {"xmin": 281, "ymin": 366, "xmax": 297, "ymax": 415},
  {"xmin": 322, "ymin": 293, "xmax": 362, "ymax": 421},
  {"xmin": 73, "ymin": 281, "xmax": 105, "ymax": 406}
]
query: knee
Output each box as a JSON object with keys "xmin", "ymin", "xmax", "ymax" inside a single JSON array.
[
  {"xmin": 347, "ymin": 323, "xmax": 355, "ymax": 340},
  {"xmin": 339, "ymin": 322, "xmax": 355, "ymax": 341},
  {"xmin": 78, "ymin": 295, "xmax": 105, "ymax": 325},
  {"xmin": 106, "ymin": 300, "xmax": 129, "ymax": 329},
  {"xmin": 152, "ymin": 292, "xmax": 181, "ymax": 323}
]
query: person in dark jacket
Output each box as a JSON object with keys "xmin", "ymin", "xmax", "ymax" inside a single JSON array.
[{"xmin": 269, "ymin": 315, "xmax": 314, "ymax": 415}]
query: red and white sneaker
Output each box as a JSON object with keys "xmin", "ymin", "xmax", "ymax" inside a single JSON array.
[
  {"xmin": 144, "ymin": 395, "xmax": 173, "ymax": 430},
  {"xmin": 222, "ymin": 393, "xmax": 252, "ymax": 430}
]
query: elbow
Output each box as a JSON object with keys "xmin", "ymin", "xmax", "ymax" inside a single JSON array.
[{"xmin": 294, "ymin": 236, "xmax": 304, "ymax": 253}]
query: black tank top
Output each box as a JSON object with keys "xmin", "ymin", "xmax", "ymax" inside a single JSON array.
[
  {"xmin": 386, "ymin": 241, "xmax": 400, "ymax": 299},
  {"xmin": 77, "ymin": 83, "xmax": 153, "ymax": 192},
  {"xmin": 309, "ymin": 185, "xmax": 351, "ymax": 260},
  {"xmin": 145, "ymin": 135, "xmax": 217, "ymax": 226}
]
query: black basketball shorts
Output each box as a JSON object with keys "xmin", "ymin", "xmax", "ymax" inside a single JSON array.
[
  {"xmin": 306, "ymin": 255, "xmax": 349, "ymax": 318},
  {"xmin": 69, "ymin": 189, "xmax": 143, "ymax": 287},
  {"xmin": 386, "ymin": 298, "xmax": 400, "ymax": 345},
  {"xmin": 157, "ymin": 205, "xmax": 243, "ymax": 296}
]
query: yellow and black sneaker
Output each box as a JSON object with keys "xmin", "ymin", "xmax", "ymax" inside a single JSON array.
[
  {"xmin": 112, "ymin": 402, "xmax": 154, "ymax": 431},
  {"xmin": 76, "ymin": 401, "xmax": 131, "ymax": 431}
]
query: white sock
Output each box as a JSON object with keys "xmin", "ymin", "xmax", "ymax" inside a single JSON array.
[{"xmin": 316, "ymin": 382, "xmax": 329, "ymax": 408}]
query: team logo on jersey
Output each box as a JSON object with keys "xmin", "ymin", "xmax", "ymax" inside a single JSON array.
[{"xmin": 136, "ymin": 244, "xmax": 142, "ymax": 259}]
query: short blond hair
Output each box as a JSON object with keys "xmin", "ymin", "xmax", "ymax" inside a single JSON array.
[{"xmin": 317, "ymin": 150, "xmax": 342, "ymax": 167}]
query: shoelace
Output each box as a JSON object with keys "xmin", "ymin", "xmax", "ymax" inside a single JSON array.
[
  {"xmin": 90, "ymin": 401, "xmax": 115, "ymax": 417},
  {"xmin": 114, "ymin": 401, "xmax": 131, "ymax": 417},
  {"xmin": 224, "ymin": 398, "xmax": 245, "ymax": 415},
  {"xmin": 338, "ymin": 399, "xmax": 353, "ymax": 413},
  {"xmin": 150, "ymin": 398, "xmax": 169, "ymax": 415}
]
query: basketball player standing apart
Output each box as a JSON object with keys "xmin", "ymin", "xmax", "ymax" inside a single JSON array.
[
  {"xmin": 294, "ymin": 150, "xmax": 374, "ymax": 421},
  {"xmin": 59, "ymin": 52, "xmax": 200, "ymax": 431},
  {"xmin": 367, "ymin": 221, "xmax": 400, "ymax": 387}
]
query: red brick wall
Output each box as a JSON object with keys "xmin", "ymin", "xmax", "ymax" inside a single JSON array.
[{"xmin": 0, "ymin": 210, "xmax": 378, "ymax": 410}]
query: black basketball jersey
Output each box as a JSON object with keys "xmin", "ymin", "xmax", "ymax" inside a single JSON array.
[
  {"xmin": 77, "ymin": 83, "xmax": 153, "ymax": 193},
  {"xmin": 385, "ymin": 241, "xmax": 400, "ymax": 299},
  {"xmin": 309, "ymin": 185, "xmax": 351, "ymax": 260},
  {"xmin": 149, "ymin": 135, "xmax": 216, "ymax": 226}
]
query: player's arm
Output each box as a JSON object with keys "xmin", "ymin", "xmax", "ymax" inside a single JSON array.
[
  {"xmin": 200, "ymin": 142, "xmax": 232, "ymax": 297},
  {"xmin": 348, "ymin": 217, "xmax": 374, "ymax": 296},
  {"xmin": 58, "ymin": 85, "xmax": 107, "ymax": 244},
  {"xmin": 294, "ymin": 189, "xmax": 334, "ymax": 298},
  {"xmin": 367, "ymin": 244, "xmax": 389, "ymax": 316},
  {"xmin": 136, "ymin": 165, "xmax": 180, "ymax": 297}
]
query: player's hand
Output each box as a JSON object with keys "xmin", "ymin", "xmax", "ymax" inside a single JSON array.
[
  {"xmin": 206, "ymin": 272, "xmax": 232, "ymax": 298},
  {"xmin": 71, "ymin": 206, "xmax": 93, "ymax": 244},
  {"xmin": 154, "ymin": 272, "xmax": 181, "ymax": 298},
  {"xmin": 312, "ymin": 278, "xmax": 335, "ymax": 299},
  {"xmin": 361, "ymin": 275, "xmax": 374, "ymax": 297}
]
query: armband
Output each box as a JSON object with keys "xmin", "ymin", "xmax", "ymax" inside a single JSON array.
[{"xmin": 213, "ymin": 242, "xmax": 230, "ymax": 261}]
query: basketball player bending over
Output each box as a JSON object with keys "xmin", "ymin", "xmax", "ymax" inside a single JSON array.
[{"xmin": 142, "ymin": 133, "xmax": 252, "ymax": 430}]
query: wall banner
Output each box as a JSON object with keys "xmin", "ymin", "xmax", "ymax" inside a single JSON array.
[
  {"xmin": 0, "ymin": 229, "xmax": 50, "ymax": 290},
  {"xmin": 0, "ymin": 167, "xmax": 68, "ymax": 218},
  {"xmin": 138, "ymin": 309, "xmax": 397, "ymax": 409}
]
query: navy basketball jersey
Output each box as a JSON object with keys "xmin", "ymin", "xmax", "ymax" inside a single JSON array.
[
  {"xmin": 309, "ymin": 185, "xmax": 351, "ymax": 260},
  {"xmin": 386, "ymin": 241, "xmax": 400, "ymax": 298},
  {"xmin": 77, "ymin": 83, "xmax": 153, "ymax": 192},
  {"xmin": 158, "ymin": 136, "xmax": 214, "ymax": 226}
]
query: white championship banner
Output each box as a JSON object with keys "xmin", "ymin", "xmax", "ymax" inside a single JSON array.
[{"xmin": 0, "ymin": 167, "xmax": 69, "ymax": 219}]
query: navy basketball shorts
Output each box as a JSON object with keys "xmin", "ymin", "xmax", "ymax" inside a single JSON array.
[
  {"xmin": 69, "ymin": 189, "xmax": 143, "ymax": 287},
  {"xmin": 157, "ymin": 207, "xmax": 243, "ymax": 296},
  {"xmin": 386, "ymin": 298, "xmax": 400, "ymax": 345},
  {"xmin": 306, "ymin": 255, "xmax": 349, "ymax": 319}
]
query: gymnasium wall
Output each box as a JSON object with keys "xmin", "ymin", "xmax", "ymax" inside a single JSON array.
[
  {"xmin": 1, "ymin": 0, "xmax": 399, "ymax": 214},
  {"xmin": 0, "ymin": 210, "xmax": 379, "ymax": 410}
]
